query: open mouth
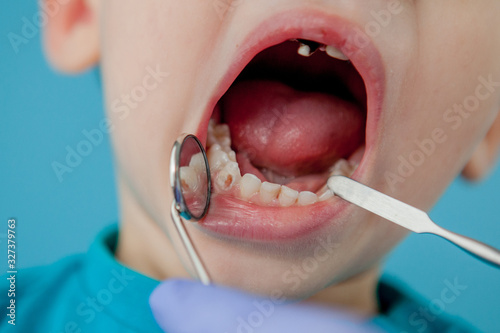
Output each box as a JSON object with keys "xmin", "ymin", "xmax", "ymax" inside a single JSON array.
[
  {"xmin": 205, "ymin": 39, "xmax": 366, "ymax": 205},
  {"xmin": 185, "ymin": 12, "xmax": 385, "ymax": 241}
]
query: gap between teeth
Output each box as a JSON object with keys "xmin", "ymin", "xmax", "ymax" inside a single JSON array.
[
  {"xmin": 181, "ymin": 119, "xmax": 358, "ymax": 207},
  {"xmin": 294, "ymin": 40, "xmax": 349, "ymax": 61}
]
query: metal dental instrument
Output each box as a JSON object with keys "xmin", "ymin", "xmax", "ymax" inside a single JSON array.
[
  {"xmin": 327, "ymin": 176, "xmax": 500, "ymax": 268},
  {"xmin": 170, "ymin": 134, "xmax": 212, "ymax": 285}
]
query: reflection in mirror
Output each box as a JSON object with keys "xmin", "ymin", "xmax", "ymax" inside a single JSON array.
[{"xmin": 179, "ymin": 136, "xmax": 210, "ymax": 219}]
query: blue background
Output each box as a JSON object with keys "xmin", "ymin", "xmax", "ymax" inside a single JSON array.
[{"xmin": 1, "ymin": 1, "xmax": 499, "ymax": 332}]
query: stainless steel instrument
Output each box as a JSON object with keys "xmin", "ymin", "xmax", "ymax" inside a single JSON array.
[
  {"xmin": 328, "ymin": 175, "xmax": 500, "ymax": 268},
  {"xmin": 170, "ymin": 134, "xmax": 212, "ymax": 285}
]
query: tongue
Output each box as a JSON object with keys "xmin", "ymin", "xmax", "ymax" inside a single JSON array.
[{"xmin": 221, "ymin": 80, "xmax": 365, "ymax": 177}]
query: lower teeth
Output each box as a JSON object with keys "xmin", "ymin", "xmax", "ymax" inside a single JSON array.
[{"xmin": 181, "ymin": 119, "xmax": 359, "ymax": 207}]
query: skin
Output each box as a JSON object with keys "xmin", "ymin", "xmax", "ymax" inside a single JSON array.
[{"xmin": 44, "ymin": 0, "xmax": 500, "ymax": 317}]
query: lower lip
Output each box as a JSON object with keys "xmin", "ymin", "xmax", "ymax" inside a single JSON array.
[{"xmin": 199, "ymin": 193, "xmax": 351, "ymax": 241}]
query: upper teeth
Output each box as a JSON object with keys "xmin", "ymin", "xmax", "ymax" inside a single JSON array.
[
  {"xmin": 297, "ymin": 43, "xmax": 314, "ymax": 57},
  {"xmin": 295, "ymin": 40, "xmax": 348, "ymax": 61},
  {"xmin": 325, "ymin": 45, "xmax": 349, "ymax": 61}
]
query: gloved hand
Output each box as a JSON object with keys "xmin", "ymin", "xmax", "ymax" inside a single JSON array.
[{"xmin": 149, "ymin": 279, "xmax": 382, "ymax": 333}]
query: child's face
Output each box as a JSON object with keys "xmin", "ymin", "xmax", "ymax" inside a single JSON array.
[{"xmin": 49, "ymin": 1, "xmax": 500, "ymax": 297}]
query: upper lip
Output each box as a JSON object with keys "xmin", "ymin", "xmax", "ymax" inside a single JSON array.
[{"xmin": 194, "ymin": 8, "xmax": 386, "ymax": 241}]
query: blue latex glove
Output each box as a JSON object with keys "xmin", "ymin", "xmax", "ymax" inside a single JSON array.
[{"xmin": 150, "ymin": 279, "xmax": 382, "ymax": 333}]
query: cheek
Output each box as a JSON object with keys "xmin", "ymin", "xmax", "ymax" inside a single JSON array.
[
  {"xmin": 100, "ymin": 0, "xmax": 223, "ymax": 220},
  {"xmin": 372, "ymin": 7, "xmax": 500, "ymax": 210}
]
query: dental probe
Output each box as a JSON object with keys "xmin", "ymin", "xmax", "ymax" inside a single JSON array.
[{"xmin": 327, "ymin": 176, "xmax": 500, "ymax": 268}]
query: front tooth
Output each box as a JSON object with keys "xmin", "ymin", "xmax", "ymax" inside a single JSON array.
[
  {"xmin": 319, "ymin": 190, "xmax": 334, "ymax": 202},
  {"xmin": 325, "ymin": 45, "xmax": 349, "ymax": 61},
  {"xmin": 297, "ymin": 43, "xmax": 312, "ymax": 57},
  {"xmin": 180, "ymin": 166, "xmax": 199, "ymax": 192},
  {"xmin": 215, "ymin": 161, "xmax": 241, "ymax": 191},
  {"xmin": 298, "ymin": 191, "xmax": 318, "ymax": 206},
  {"xmin": 278, "ymin": 186, "xmax": 299, "ymax": 207},
  {"xmin": 189, "ymin": 152, "xmax": 206, "ymax": 173},
  {"xmin": 208, "ymin": 145, "xmax": 230, "ymax": 171},
  {"xmin": 240, "ymin": 173, "xmax": 261, "ymax": 199},
  {"xmin": 259, "ymin": 182, "xmax": 281, "ymax": 204}
]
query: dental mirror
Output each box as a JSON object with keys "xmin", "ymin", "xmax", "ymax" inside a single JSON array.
[{"xmin": 170, "ymin": 134, "xmax": 211, "ymax": 285}]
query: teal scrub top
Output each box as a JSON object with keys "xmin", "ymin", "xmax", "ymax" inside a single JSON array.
[{"xmin": 0, "ymin": 225, "xmax": 476, "ymax": 332}]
